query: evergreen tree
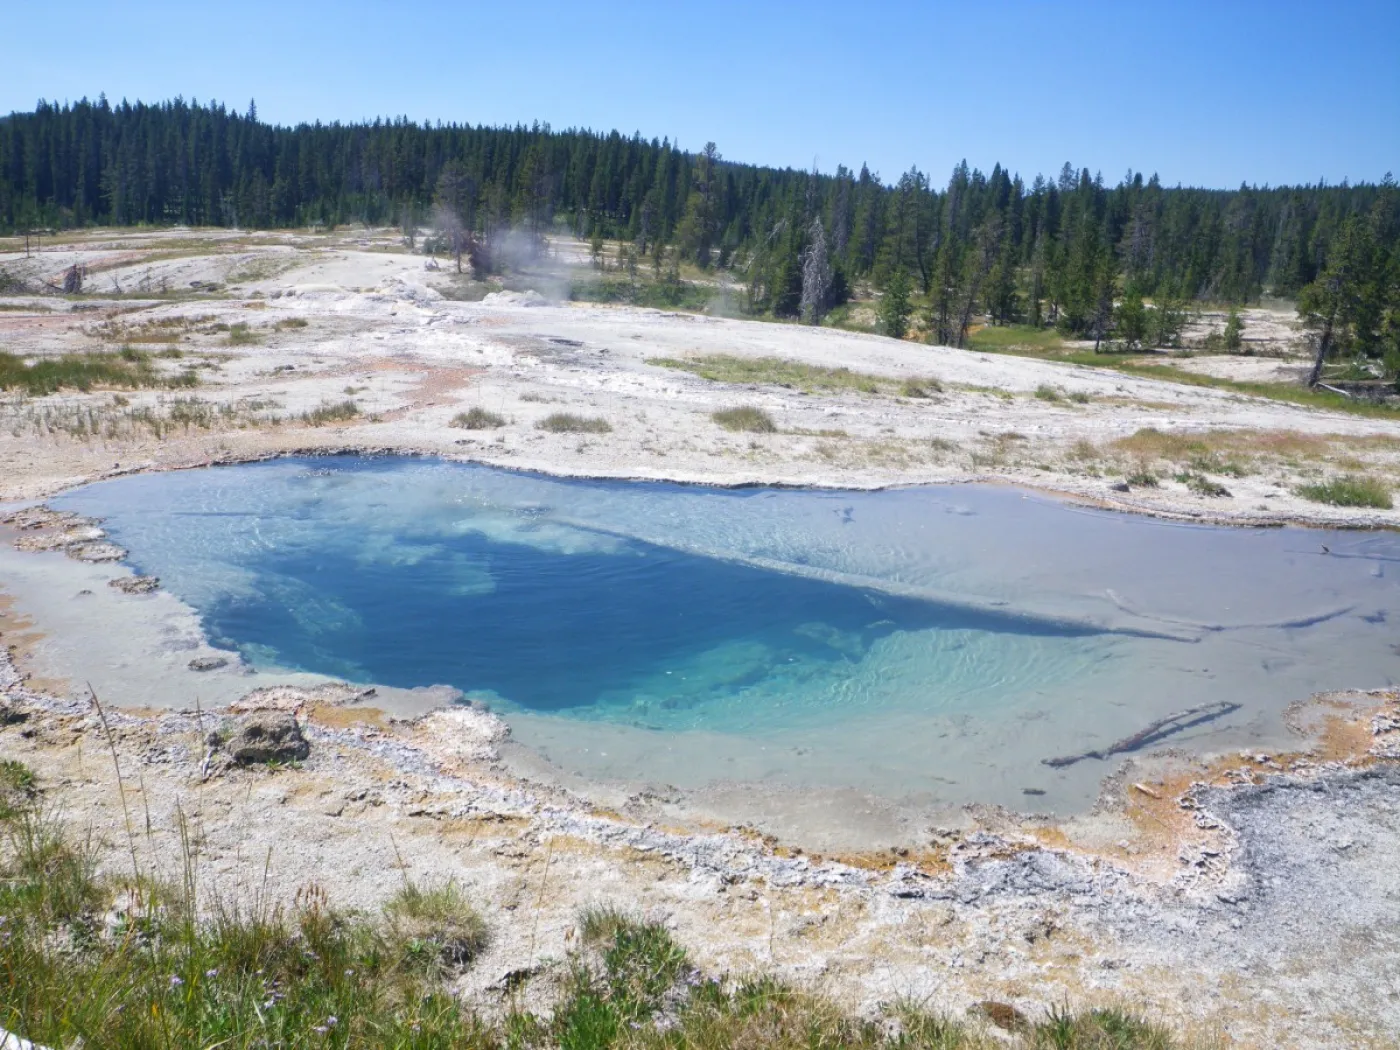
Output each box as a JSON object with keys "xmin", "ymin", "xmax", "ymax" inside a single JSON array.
[{"xmin": 878, "ymin": 268, "xmax": 912, "ymax": 339}]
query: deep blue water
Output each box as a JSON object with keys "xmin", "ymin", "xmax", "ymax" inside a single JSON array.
[{"xmin": 205, "ymin": 521, "xmax": 1092, "ymax": 719}]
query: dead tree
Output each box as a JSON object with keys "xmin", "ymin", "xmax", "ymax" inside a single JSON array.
[{"xmin": 799, "ymin": 219, "xmax": 832, "ymax": 326}]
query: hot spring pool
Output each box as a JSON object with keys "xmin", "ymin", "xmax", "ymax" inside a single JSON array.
[{"xmin": 50, "ymin": 456, "xmax": 1400, "ymax": 812}]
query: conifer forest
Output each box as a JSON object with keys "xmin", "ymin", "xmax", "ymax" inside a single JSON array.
[{"xmin": 2, "ymin": 96, "xmax": 1396, "ymax": 372}]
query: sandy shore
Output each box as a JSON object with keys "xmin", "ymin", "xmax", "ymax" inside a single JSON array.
[{"xmin": 2, "ymin": 227, "xmax": 1399, "ymax": 1045}]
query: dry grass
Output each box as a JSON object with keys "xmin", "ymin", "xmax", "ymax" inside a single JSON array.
[
  {"xmin": 654, "ymin": 355, "xmax": 897, "ymax": 396},
  {"xmin": 450, "ymin": 407, "xmax": 506, "ymax": 429},
  {"xmin": 301, "ymin": 399, "xmax": 359, "ymax": 426},
  {"xmin": 713, "ymin": 406, "xmax": 777, "ymax": 433},
  {"xmin": 538, "ymin": 412, "xmax": 612, "ymax": 434}
]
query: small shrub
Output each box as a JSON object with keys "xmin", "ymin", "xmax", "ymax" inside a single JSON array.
[
  {"xmin": 1296, "ymin": 475, "xmax": 1393, "ymax": 509},
  {"xmin": 1034, "ymin": 384, "xmax": 1062, "ymax": 402},
  {"xmin": 301, "ymin": 399, "xmax": 359, "ymax": 426},
  {"xmin": 225, "ymin": 323, "xmax": 259, "ymax": 346},
  {"xmin": 1176, "ymin": 472, "xmax": 1231, "ymax": 497},
  {"xmin": 900, "ymin": 378, "xmax": 942, "ymax": 398},
  {"xmin": 537, "ymin": 413, "xmax": 612, "ymax": 434},
  {"xmin": 383, "ymin": 879, "xmax": 489, "ymax": 970},
  {"xmin": 712, "ymin": 406, "xmax": 777, "ymax": 433},
  {"xmin": 274, "ymin": 317, "xmax": 309, "ymax": 330},
  {"xmin": 1068, "ymin": 390, "xmax": 1091, "ymax": 404},
  {"xmin": 1126, "ymin": 470, "xmax": 1161, "ymax": 488},
  {"xmin": 450, "ymin": 407, "xmax": 506, "ymax": 429}
]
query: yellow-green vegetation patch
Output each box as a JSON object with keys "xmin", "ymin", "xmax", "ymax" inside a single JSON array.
[
  {"xmin": 1107, "ymin": 427, "xmax": 1397, "ymax": 477},
  {"xmin": 538, "ymin": 412, "xmax": 612, "ymax": 433},
  {"xmin": 653, "ymin": 354, "xmax": 892, "ymax": 395},
  {"xmin": 1296, "ymin": 475, "xmax": 1393, "ymax": 509},
  {"xmin": 225, "ymin": 322, "xmax": 260, "ymax": 346},
  {"xmin": 301, "ymin": 399, "xmax": 359, "ymax": 426},
  {"xmin": 383, "ymin": 879, "xmax": 489, "ymax": 970},
  {"xmin": 0, "ymin": 349, "xmax": 198, "ymax": 396},
  {"xmin": 450, "ymin": 407, "xmax": 506, "ymax": 429},
  {"xmin": 966, "ymin": 323, "xmax": 1069, "ymax": 356},
  {"xmin": 712, "ymin": 406, "xmax": 777, "ymax": 433}
]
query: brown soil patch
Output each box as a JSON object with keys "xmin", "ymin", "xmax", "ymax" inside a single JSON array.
[
  {"xmin": 305, "ymin": 703, "xmax": 389, "ymax": 731},
  {"xmin": 0, "ymin": 590, "xmax": 68, "ymax": 696}
]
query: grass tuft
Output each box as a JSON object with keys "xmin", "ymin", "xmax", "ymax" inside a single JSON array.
[
  {"xmin": 384, "ymin": 879, "xmax": 490, "ymax": 970},
  {"xmin": 1176, "ymin": 472, "xmax": 1232, "ymax": 497},
  {"xmin": 712, "ymin": 406, "xmax": 777, "ymax": 433},
  {"xmin": 450, "ymin": 406, "xmax": 506, "ymax": 429},
  {"xmin": 0, "ymin": 349, "xmax": 199, "ymax": 396},
  {"xmin": 225, "ymin": 322, "xmax": 260, "ymax": 346},
  {"xmin": 538, "ymin": 412, "xmax": 612, "ymax": 433},
  {"xmin": 301, "ymin": 399, "xmax": 359, "ymax": 426},
  {"xmin": 901, "ymin": 378, "xmax": 942, "ymax": 398},
  {"xmin": 1296, "ymin": 475, "xmax": 1393, "ymax": 509},
  {"xmin": 653, "ymin": 355, "xmax": 895, "ymax": 396}
]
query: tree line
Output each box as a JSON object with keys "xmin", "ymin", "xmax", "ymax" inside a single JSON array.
[{"xmin": 1, "ymin": 96, "xmax": 1396, "ymax": 377}]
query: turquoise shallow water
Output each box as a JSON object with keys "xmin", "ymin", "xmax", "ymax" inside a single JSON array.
[{"xmin": 52, "ymin": 456, "xmax": 1400, "ymax": 809}]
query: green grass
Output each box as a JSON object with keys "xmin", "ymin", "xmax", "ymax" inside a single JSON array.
[
  {"xmin": 569, "ymin": 275, "xmax": 715, "ymax": 312},
  {"xmin": 1175, "ymin": 472, "xmax": 1232, "ymax": 498},
  {"xmin": 0, "ymin": 349, "xmax": 199, "ymax": 396},
  {"xmin": 652, "ymin": 355, "xmax": 891, "ymax": 395},
  {"xmin": 966, "ymin": 324, "xmax": 1069, "ymax": 355},
  {"xmin": 450, "ymin": 407, "xmax": 506, "ymax": 429},
  {"xmin": 0, "ymin": 764, "xmax": 1214, "ymax": 1050},
  {"xmin": 712, "ymin": 406, "xmax": 777, "ymax": 433},
  {"xmin": 1033, "ymin": 384, "xmax": 1062, "ymax": 402},
  {"xmin": 538, "ymin": 412, "xmax": 612, "ymax": 434},
  {"xmin": 225, "ymin": 322, "xmax": 260, "ymax": 346},
  {"xmin": 383, "ymin": 879, "xmax": 490, "ymax": 971},
  {"xmin": 301, "ymin": 399, "xmax": 359, "ymax": 426},
  {"xmin": 965, "ymin": 327, "xmax": 1400, "ymax": 420},
  {"xmin": 1296, "ymin": 475, "xmax": 1394, "ymax": 509},
  {"xmin": 901, "ymin": 378, "xmax": 942, "ymax": 398}
]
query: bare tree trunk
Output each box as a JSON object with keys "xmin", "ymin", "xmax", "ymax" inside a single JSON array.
[{"xmin": 1307, "ymin": 313, "xmax": 1336, "ymax": 387}]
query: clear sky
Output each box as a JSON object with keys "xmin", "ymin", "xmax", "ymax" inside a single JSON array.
[{"xmin": 2, "ymin": 0, "xmax": 1395, "ymax": 189}]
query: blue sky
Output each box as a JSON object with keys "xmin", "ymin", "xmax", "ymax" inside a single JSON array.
[{"xmin": 2, "ymin": 0, "xmax": 1395, "ymax": 189}]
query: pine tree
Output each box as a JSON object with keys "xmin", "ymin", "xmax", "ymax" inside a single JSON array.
[
  {"xmin": 1223, "ymin": 308, "xmax": 1245, "ymax": 351},
  {"xmin": 878, "ymin": 268, "xmax": 912, "ymax": 339}
]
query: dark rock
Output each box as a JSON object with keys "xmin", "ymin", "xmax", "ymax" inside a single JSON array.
[
  {"xmin": 225, "ymin": 712, "xmax": 309, "ymax": 764},
  {"xmin": 1110, "ymin": 481, "xmax": 1132, "ymax": 493},
  {"xmin": 188, "ymin": 656, "xmax": 230, "ymax": 672},
  {"xmin": 110, "ymin": 575, "xmax": 161, "ymax": 595}
]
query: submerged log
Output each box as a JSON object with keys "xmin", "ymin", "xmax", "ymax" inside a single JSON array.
[{"xmin": 1042, "ymin": 701, "xmax": 1241, "ymax": 769}]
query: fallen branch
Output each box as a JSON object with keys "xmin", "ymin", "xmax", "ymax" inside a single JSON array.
[{"xmin": 1042, "ymin": 701, "xmax": 1241, "ymax": 769}]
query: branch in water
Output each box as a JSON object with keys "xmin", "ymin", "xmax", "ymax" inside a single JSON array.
[{"xmin": 1042, "ymin": 701, "xmax": 1241, "ymax": 769}]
